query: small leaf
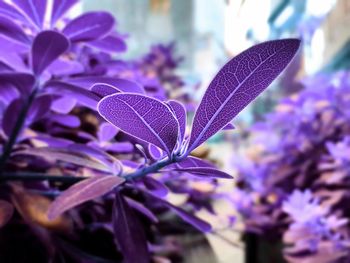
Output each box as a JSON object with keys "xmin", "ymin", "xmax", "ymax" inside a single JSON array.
[
  {"xmin": 0, "ymin": 73, "xmax": 35, "ymax": 94},
  {"xmin": 90, "ymin": 83, "xmax": 121, "ymax": 97},
  {"xmin": 146, "ymin": 192, "xmax": 211, "ymax": 232},
  {"xmin": 169, "ymin": 167, "xmax": 233, "ymax": 179},
  {"xmin": 0, "ymin": 200, "xmax": 14, "ymax": 228},
  {"xmin": 48, "ymin": 175, "xmax": 124, "ymax": 220},
  {"xmin": 0, "ymin": 16, "xmax": 30, "ymax": 44},
  {"xmin": 51, "ymin": 0, "xmax": 78, "ymax": 26},
  {"xmin": 98, "ymin": 122, "xmax": 119, "ymax": 142},
  {"xmin": 62, "ymin": 11, "xmax": 115, "ymax": 42},
  {"xmin": 50, "ymin": 114, "xmax": 81, "ymax": 128},
  {"xmin": 51, "ymin": 96, "xmax": 76, "ymax": 114},
  {"xmin": 32, "ymin": 31, "xmax": 70, "ymax": 75},
  {"xmin": 125, "ymin": 197, "xmax": 158, "ymax": 223},
  {"xmin": 27, "ymin": 94, "xmax": 52, "ymax": 123},
  {"xmin": 98, "ymin": 93, "xmax": 179, "ymax": 155},
  {"xmin": 167, "ymin": 100, "xmax": 186, "ymax": 143},
  {"xmin": 13, "ymin": 0, "xmax": 47, "ymax": 28},
  {"xmin": 68, "ymin": 76, "xmax": 145, "ymax": 94},
  {"xmin": 148, "ymin": 144, "xmax": 164, "ymax": 160},
  {"xmin": 45, "ymin": 80, "xmax": 100, "ymax": 109},
  {"xmin": 2, "ymin": 98, "xmax": 21, "ymax": 137},
  {"xmin": 143, "ymin": 176, "xmax": 169, "ymax": 197},
  {"xmin": 88, "ymin": 34, "xmax": 127, "ymax": 53},
  {"xmin": 167, "ymin": 156, "xmax": 233, "ymax": 179},
  {"xmin": 222, "ymin": 123, "xmax": 235, "ymax": 130},
  {"xmin": 176, "ymin": 156, "xmax": 215, "ymax": 168},
  {"xmin": 187, "ymin": 39, "xmax": 300, "ymax": 153},
  {"xmin": 113, "ymin": 191, "xmax": 150, "ymax": 263}
]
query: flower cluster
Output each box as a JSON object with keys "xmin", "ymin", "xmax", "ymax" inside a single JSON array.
[{"xmin": 231, "ymin": 71, "xmax": 350, "ymax": 262}]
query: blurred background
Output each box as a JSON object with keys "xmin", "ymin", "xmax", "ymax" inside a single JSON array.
[
  {"xmin": 78, "ymin": 0, "xmax": 349, "ymax": 121},
  {"xmin": 76, "ymin": 0, "xmax": 350, "ymax": 262}
]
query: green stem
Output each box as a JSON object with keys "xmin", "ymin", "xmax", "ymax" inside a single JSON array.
[{"xmin": 0, "ymin": 86, "xmax": 38, "ymax": 173}]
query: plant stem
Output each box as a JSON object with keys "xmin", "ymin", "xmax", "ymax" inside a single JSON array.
[
  {"xmin": 124, "ymin": 152, "xmax": 184, "ymax": 181},
  {"xmin": 0, "ymin": 86, "xmax": 39, "ymax": 173}
]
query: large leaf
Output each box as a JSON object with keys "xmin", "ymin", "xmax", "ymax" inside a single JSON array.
[
  {"xmin": 113, "ymin": 191, "xmax": 150, "ymax": 263},
  {"xmin": 13, "ymin": 0, "xmax": 47, "ymax": 29},
  {"xmin": 15, "ymin": 147, "xmax": 111, "ymax": 172},
  {"xmin": 67, "ymin": 76, "xmax": 145, "ymax": 94},
  {"xmin": 62, "ymin": 11, "xmax": 115, "ymax": 42},
  {"xmin": 0, "ymin": 16, "xmax": 30, "ymax": 44},
  {"xmin": 98, "ymin": 93, "xmax": 179, "ymax": 155},
  {"xmin": 32, "ymin": 31, "xmax": 70, "ymax": 75},
  {"xmin": 167, "ymin": 100, "xmax": 186, "ymax": 143},
  {"xmin": 187, "ymin": 39, "xmax": 300, "ymax": 153},
  {"xmin": 48, "ymin": 175, "xmax": 124, "ymax": 220},
  {"xmin": 51, "ymin": 0, "xmax": 79, "ymax": 26}
]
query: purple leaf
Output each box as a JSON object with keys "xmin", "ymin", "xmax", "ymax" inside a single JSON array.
[
  {"xmin": 104, "ymin": 142, "xmax": 134, "ymax": 153},
  {"xmin": 168, "ymin": 167, "xmax": 233, "ymax": 179},
  {"xmin": 0, "ymin": 16, "xmax": 30, "ymax": 44},
  {"xmin": 67, "ymin": 76, "xmax": 145, "ymax": 94},
  {"xmin": 177, "ymin": 156, "xmax": 215, "ymax": 168},
  {"xmin": 165, "ymin": 156, "xmax": 232, "ymax": 179},
  {"xmin": 187, "ymin": 39, "xmax": 300, "ymax": 153},
  {"xmin": 98, "ymin": 122, "xmax": 118, "ymax": 142},
  {"xmin": 148, "ymin": 144, "xmax": 164, "ymax": 160},
  {"xmin": 0, "ymin": 73, "xmax": 35, "ymax": 95},
  {"xmin": 0, "ymin": 1, "xmax": 27, "ymax": 22},
  {"xmin": 2, "ymin": 98, "xmax": 21, "ymax": 137},
  {"xmin": 51, "ymin": 97, "xmax": 76, "ymax": 114},
  {"xmin": 222, "ymin": 123, "xmax": 235, "ymax": 130},
  {"xmin": 113, "ymin": 191, "xmax": 150, "ymax": 263},
  {"xmin": 13, "ymin": 0, "xmax": 47, "ymax": 29},
  {"xmin": 167, "ymin": 100, "xmax": 186, "ymax": 143},
  {"xmin": 143, "ymin": 176, "xmax": 169, "ymax": 197},
  {"xmin": 47, "ymin": 59, "xmax": 84, "ymax": 76},
  {"xmin": 90, "ymin": 83, "xmax": 121, "ymax": 98},
  {"xmin": 146, "ymin": 192, "xmax": 212, "ymax": 232},
  {"xmin": 88, "ymin": 34, "xmax": 127, "ymax": 53},
  {"xmin": 45, "ymin": 81, "xmax": 100, "ymax": 109},
  {"xmin": 98, "ymin": 93, "xmax": 179, "ymax": 155},
  {"xmin": 50, "ymin": 114, "xmax": 81, "ymax": 128},
  {"xmin": 16, "ymin": 147, "xmax": 111, "ymax": 172},
  {"xmin": 48, "ymin": 175, "xmax": 125, "ymax": 220},
  {"xmin": 51, "ymin": 0, "xmax": 79, "ymax": 26},
  {"xmin": 27, "ymin": 94, "xmax": 52, "ymax": 122},
  {"xmin": 125, "ymin": 197, "xmax": 158, "ymax": 223},
  {"xmin": 62, "ymin": 11, "xmax": 115, "ymax": 42},
  {"xmin": 32, "ymin": 31, "xmax": 70, "ymax": 75},
  {"xmin": 0, "ymin": 61, "xmax": 14, "ymax": 72}
]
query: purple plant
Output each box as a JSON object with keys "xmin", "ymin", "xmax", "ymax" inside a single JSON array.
[
  {"xmin": 0, "ymin": 0, "xmax": 299, "ymax": 261},
  {"xmin": 232, "ymin": 71, "xmax": 350, "ymax": 262}
]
